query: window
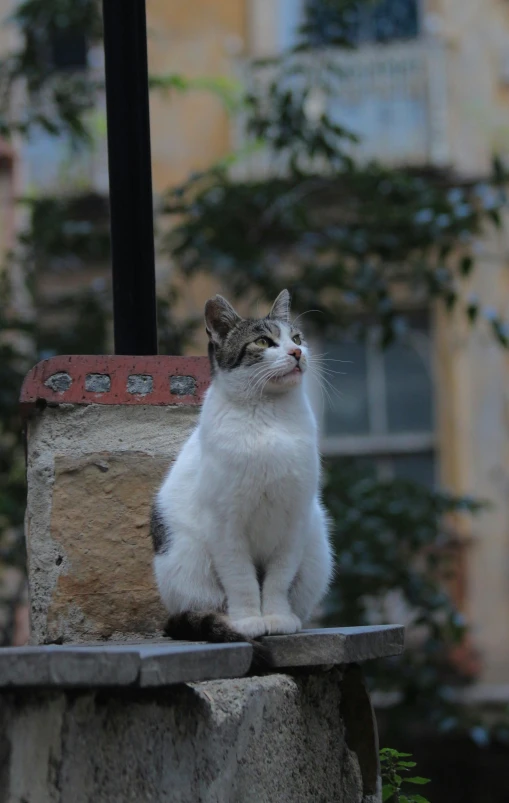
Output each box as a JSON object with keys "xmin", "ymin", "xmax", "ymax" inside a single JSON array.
[
  {"xmin": 319, "ymin": 313, "xmax": 435, "ymax": 487},
  {"xmin": 280, "ymin": 0, "xmax": 420, "ymax": 50},
  {"xmin": 50, "ymin": 29, "xmax": 88, "ymax": 71},
  {"xmin": 304, "ymin": 0, "xmax": 420, "ymax": 45},
  {"xmin": 278, "ymin": 0, "xmax": 306, "ymax": 51}
]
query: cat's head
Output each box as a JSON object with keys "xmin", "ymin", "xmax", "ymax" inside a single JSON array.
[{"xmin": 205, "ymin": 290, "xmax": 308, "ymax": 397}]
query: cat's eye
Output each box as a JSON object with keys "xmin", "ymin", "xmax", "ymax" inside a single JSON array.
[
  {"xmin": 292, "ymin": 334, "xmax": 302, "ymax": 345},
  {"xmin": 255, "ymin": 337, "xmax": 270, "ymax": 348}
]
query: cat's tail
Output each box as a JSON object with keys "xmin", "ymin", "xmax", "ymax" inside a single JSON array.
[{"xmin": 164, "ymin": 612, "xmax": 273, "ymax": 672}]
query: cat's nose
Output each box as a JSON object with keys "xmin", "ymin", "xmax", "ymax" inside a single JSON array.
[{"xmin": 289, "ymin": 348, "xmax": 302, "ymax": 361}]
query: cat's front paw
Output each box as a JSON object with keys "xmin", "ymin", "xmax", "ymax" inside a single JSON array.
[
  {"xmin": 229, "ymin": 616, "xmax": 267, "ymax": 639},
  {"xmin": 263, "ymin": 613, "xmax": 302, "ymax": 635}
]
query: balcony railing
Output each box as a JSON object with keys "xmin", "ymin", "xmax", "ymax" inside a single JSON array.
[{"xmin": 231, "ymin": 37, "xmax": 450, "ymax": 180}]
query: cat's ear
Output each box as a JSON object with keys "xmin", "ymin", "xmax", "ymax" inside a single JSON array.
[
  {"xmin": 205, "ymin": 295, "xmax": 242, "ymax": 342},
  {"xmin": 268, "ymin": 289, "xmax": 291, "ymax": 322}
]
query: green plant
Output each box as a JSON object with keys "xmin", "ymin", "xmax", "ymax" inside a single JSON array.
[
  {"xmin": 380, "ymin": 748, "xmax": 431, "ymax": 803},
  {"xmin": 322, "ymin": 460, "xmax": 485, "ymax": 736},
  {"xmin": 0, "ymin": 0, "xmax": 102, "ymax": 140}
]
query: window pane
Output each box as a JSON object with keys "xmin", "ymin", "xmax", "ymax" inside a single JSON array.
[
  {"xmin": 391, "ymin": 453, "xmax": 435, "ymax": 488},
  {"xmin": 384, "ymin": 333, "xmax": 433, "ymax": 433},
  {"xmin": 304, "ymin": 0, "xmax": 418, "ymax": 46},
  {"xmin": 279, "ymin": 0, "xmax": 305, "ymax": 50},
  {"xmin": 370, "ymin": 0, "xmax": 419, "ymax": 42},
  {"xmin": 304, "ymin": 0, "xmax": 362, "ymax": 46},
  {"xmin": 324, "ymin": 342, "xmax": 370, "ymax": 435},
  {"xmin": 51, "ymin": 31, "xmax": 88, "ymax": 71}
]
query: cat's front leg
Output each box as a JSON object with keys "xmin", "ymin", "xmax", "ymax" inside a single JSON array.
[
  {"xmin": 261, "ymin": 554, "xmax": 302, "ymax": 636},
  {"xmin": 209, "ymin": 536, "xmax": 266, "ymax": 639}
]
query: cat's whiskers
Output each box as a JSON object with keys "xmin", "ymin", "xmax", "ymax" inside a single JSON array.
[
  {"xmin": 246, "ymin": 363, "xmax": 278, "ymax": 396},
  {"xmin": 246, "ymin": 365, "xmax": 278, "ymax": 398},
  {"xmin": 309, "ymin": 353, "xmax": 353, "ymax": 364},
  {"xmin": 308, "ymin": 362, "xmax": 343, "ymax": 410},
  {"xmin": 320, "ymin": 373, "xmax": 343, "ymax": 404},
  {"xmin": 253, "ymin": 365, "xmax": 287, "ymax": 397},
  {"xmin": 309, "ymin": 364, "xmax": 336, "ymax": 414},
  {"xmin": 308, "ymin": 358, "xmax": 346, "ymax": 377}
]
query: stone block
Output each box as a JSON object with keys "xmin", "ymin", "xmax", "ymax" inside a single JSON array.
[
  {"xmin": 0, "ymin": 641, "xmax": 254, "ymax": 688},
  {"xmin": 263, "ymin": 625, "xmax": 405, "ymax": 668},
  {"xmin": 137, "ymin": 642, "xmax": 253, "ymax": 687},
  {"xmin": 0, "ymin": 644, "xmax": 141, "ymax": 687},
  {"xmin": 0, "ymin": 669, "xmax": 372, "ymax": 802},
  {"xmin": 21, "ymin": 355, "xmax": 210, "ymax": 645}
]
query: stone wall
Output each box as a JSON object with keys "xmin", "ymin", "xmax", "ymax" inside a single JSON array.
[{"xmin": 0, "ymin": 669, "xmax": 374, "ymax": 803}]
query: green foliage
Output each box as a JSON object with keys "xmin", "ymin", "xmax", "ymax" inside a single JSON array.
[
  {"xmin": 21, "ymin": 194, "xmax": 110, "ymax": 265},
  {"xmin": 0, "ymin": 0, "xmax": 102, "ymax": 140},
  {"xmin": 0, "ymin": 0, "xmax": 244, "ymax": 141},
  {"xmin": 380, "ymin": 748, "xmax": 431, "ymax": 803},
  {"xmin": 0, "ymin": 270, "xmax": 33, "ymax": 644},
  {"xmin": 0, "ymin": 280, "xmax": 31, "ymax": 566},
  {"xmin": 156, "ymin": 288, "xmax": 200, "ymax": 357},
  {"xmin": 164, "ymin": 16, "xmax": 509, "ymax": 348},
  {"xmin": 149, "ymin": 73, "xmax": 244, "ymax": 113},
  {"xmin": 165, "ymin": 163, "xmax": 508, "ymax": 346},
  {"xmin": 323, "ymin": 460, "xmax": 485, "ymax": 735}
]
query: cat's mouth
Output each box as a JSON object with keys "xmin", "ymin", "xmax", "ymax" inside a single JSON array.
[{"xmin": 269, "ymin": 365, "xmax": 303, "ymax": 384}]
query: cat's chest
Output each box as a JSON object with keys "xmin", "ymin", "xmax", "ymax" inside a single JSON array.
[
  {"xmin": 204, "ymin": 421, "xmax": 318, "ymax": 511},
  {"xmin": 200, "ymin": 395, "xmax": 319, "ymax": 497},
  {"xmin": 219, "ymin": 418, "xmax": 313, "ymax": 473}
]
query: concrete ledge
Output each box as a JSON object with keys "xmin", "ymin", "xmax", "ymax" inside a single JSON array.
[
  {"xmin": 0, "ymin": 642, "xmax": 253, "ymax": 688},
  {"xmin": 0, "ymin": 626, "xmax": 404, "ymax": 689},
  {"xmin": 138, "ymin": 642, "xmax": 253, "ymax": 687},
  {"xmin": 263, "ymin": 625, "xmax": 405, "ymax": 668}
]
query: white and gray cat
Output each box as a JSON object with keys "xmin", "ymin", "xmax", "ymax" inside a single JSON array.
[{"xmin": 151, "ymin": 290, "xmax": 333, "ymax": 651}]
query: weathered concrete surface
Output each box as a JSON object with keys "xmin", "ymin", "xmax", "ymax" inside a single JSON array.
[
  {"xmin": 0, "ymin": 627, "xmax": 403, "ymax": 689},
  {"xmin": 263, "ymin": 625, "xmax": 404, "ymax": 668},
  {"xmin": 25, "ymin": 404, "xmax": 199, "ymax": 644},
  {"xmin": 0, "ymin": 669, "xmax": 373, "ymax": 803},
  {"xmin": 0, "ymin": 642, "xmax": 253, "ymax": 688},
  {"xmin": 0, "ymin": 644, "xmax": 141, "ymax": 687}
]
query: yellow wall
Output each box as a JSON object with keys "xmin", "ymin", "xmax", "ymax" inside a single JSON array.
[
  {"xmin": 147, "ymin": 0, "xmax": 245, "ymax": 192},
  {"xmin": 435, "ymin": 0, "xmax": 509, "ymax": 175}
]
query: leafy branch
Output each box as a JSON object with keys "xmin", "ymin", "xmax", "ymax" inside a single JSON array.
[{"xmin": 380, "ymin": 748, "xmax": 431, "ymax": 803}]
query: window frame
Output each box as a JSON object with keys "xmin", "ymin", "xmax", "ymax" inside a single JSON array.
[
  {"xmin": 278, "ymin": 0, "xmax": 424, "ymax": 52},
  {"xmin": 314, "ymin": 315, "xmax": 438, "ymax": 485}
]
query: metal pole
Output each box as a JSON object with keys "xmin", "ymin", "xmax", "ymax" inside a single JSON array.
[{"xmin": 102, "ymin": 0, "xmax": 158, "ymax": 355}]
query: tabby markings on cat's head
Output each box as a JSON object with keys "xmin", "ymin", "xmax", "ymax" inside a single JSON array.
[{"xmin": 204, "ymin": 290, "xmax": 308, "ymax": 396}]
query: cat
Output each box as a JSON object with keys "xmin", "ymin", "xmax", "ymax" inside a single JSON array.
[{"xmin": 151, "ymin": 289, "xmax": 333, "ymax": 653}]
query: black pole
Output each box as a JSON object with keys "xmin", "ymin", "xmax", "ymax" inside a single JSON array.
[{"xmin": 102, "ymin": 0, "xmax": 158, "ymax": 355}]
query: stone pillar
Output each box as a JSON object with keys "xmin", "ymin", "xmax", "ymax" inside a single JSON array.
[{"xmin": 21, "ymin": 355, "xmax": 209, "ymax": 644}]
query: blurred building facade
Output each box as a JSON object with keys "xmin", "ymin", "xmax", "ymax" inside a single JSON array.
[{"xmin": 1, "ymin": 0, "xmax": 509, "ymax": 691}]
